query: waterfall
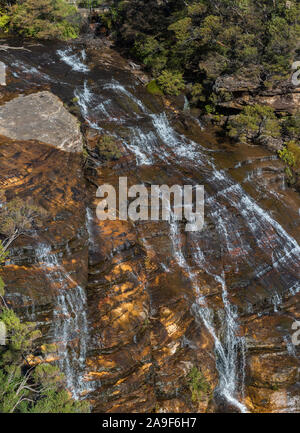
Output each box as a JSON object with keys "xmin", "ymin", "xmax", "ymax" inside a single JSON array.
[
  {"xmin": 183, "ymin": 96, "xmax": 190, "ymax": 112},
  {"xmin": 57, "ymin": 47, "xmax": 89, "ymax": 73},
  {"xmin": 74, "ymin": 79, "xmax": 249, "ymax": 410},
  {"xmin": 74, "ymin": 81, "xmax": 102, "ymax": 131},
  {"xmin": 35, "ymin": 244, "xmax": 89, "ymax": 399},
  {"xmin": 167, "ymin": 206, "xmax": 248, "ymax": 412},
  {"xmin": 55, "ymin": 72, "xmax": 299, "ymax": 411},
  {"xmin": 103, "ymin": 80, "xmax": 149, "ymax": 115}
]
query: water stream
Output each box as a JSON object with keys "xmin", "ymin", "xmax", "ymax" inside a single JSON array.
[
  {"xmin": 2, "ymin": 43, "xmax": 299, "ymax": 411},
  {"xmin": 35, "ymin": 243, "xmax": 89, "ymax": 399}
]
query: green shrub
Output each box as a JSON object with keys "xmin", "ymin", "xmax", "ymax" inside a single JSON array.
[
  {"xmin": 228, "ymin": 104, "xmax": 280, "ymax": 144},
  {"xmin": 0, "ymin": 12, "xmax": 10, "ymax": 31},
  {"xmin": 97, "ymin": 134, "xmax": 122, "ymax": 161},
  {"xmin": 0, "ymin": 306, "xmax": 90, "ymax": 413},
  {"xmin": 188, "ymin": 366, "xmax": 210, "ymax": 403},
  {"xmin": 146, "ymin": 80, "xmax": 163, "ymax": 96},
  {"xmin": 278, "ymin": 141, "xmax": 300, "ymax": 170},
  {"xmin": 157, "ymin": 70, "xmax": 185, "ymax": 96},
  {"xmin": 6, "ymin": 0, "xmax": 81, "ymax": 40}
]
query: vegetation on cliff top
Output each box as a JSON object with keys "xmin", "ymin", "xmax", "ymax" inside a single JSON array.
[
  {"xmin": 0, "ymin": 0, "xmax": 81, "ymax": 40},
  {"xmin": 104, "ymin": 0, "xmax": 300, "ymax": 185},
  {"xmin": 108, "ymin": 0, "xmax": 300, "ymax": 97}
]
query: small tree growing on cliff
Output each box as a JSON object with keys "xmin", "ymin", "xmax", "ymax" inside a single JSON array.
[
  {"xmin": 0, "ymin": 197, "xmax": 46, "ymax": 250},
  {"xmin": 227, "ymin": 104, "xmax": 281, "ymax": 144},
  {"xmin": 0, "ymin": 307, "xmax": 90, "ymax": 413}
]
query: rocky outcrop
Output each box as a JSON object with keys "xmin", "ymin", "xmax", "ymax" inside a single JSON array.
[
  {"xmin": 0, "ymin": 91, "xmax": 88, "ymax": 387},
  {"xmin": 0, "ymin": 91, "xmax": 83, "ymax": 152},
  {"xmin": 0, "ymin": 134, "xmax": 88, "ymax": 317},
  {"xmin": 214, "ymin": 75, "xmax": 300, "ymax": 114}
]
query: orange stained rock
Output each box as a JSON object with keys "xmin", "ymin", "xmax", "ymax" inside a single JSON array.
[
  {"xmin": 87, "ymin": 371, "xmax": 110, "ymax": 379},
  {"xmin": 201, "ymin": 341, "xmax": 209, "ymax": 349},
  {"xmin": 115, "ymin": 377, "xmax": 127, "ymax": 386}
]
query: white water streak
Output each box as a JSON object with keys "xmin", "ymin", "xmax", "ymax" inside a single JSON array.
[{"xmin": 35, "ymin": 244, "xmax": 89, "ymax": 399}]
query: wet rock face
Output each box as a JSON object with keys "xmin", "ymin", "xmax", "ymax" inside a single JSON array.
[
  {"xmin": 0, "ymin": 42, "xmax": 300, "ymax": 413},
  {"xmin": 214, "ymin": 75, "xmax": 300, "ymax": 114},
  {"xmin": 0, "ymin": 91, "xmax": 83, "ymax": 152},
  {"xmin": 0, "ymin": 133, "xmax": 88, "ymax": 359},
  {"xmin": 84, "ymin": 164, "xmax": 218, "ymax": 413}
]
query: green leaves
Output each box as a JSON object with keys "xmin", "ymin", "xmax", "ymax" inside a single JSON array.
[
  {"xmin": 188, "ymin": 366, "xmax": 211, "ymax": 403},
  {"xmin": 228, "ymin": 104, "xmax": 281, "ymax": 144},
  {"xmin": 157, "ymin": 70, "xmax": 185, "ymax": 96},
  {"xmin": 6, "ymin": 0, "xmax": 81, "ymax": 40},
  {"xmin": 0, "ymin": 307, "xmax": 90, "ymax": 413},
  {"xmin": 168, "ymin": 17, "xmax": 192, "ymax": 46},
  {"xmin": 0, "ymin": 277, "xmax": 4, "ymax": 297}
]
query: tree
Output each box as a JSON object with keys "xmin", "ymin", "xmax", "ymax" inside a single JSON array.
[
  {"xmin": 157, "ymin": 70, "xmax": 185, "ymax": 96},
  {"xmin": 0, "ymin": 198, "xmax": 46, "ymax": 250},
  {"xmin": 5, "ymin": 0, "xmax": 81, "ymax": 40},
  {"xmin": 227, "ymin": 104, "xmax": 281, "ymax": 144},
  {"xmin": 0, "ymin": 308, "xmax": 90, "ymax": 413}
]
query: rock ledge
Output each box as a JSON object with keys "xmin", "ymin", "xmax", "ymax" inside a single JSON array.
[{"xmin": 0, "ymin": 91, "xmax": 83, "ymax": 152}]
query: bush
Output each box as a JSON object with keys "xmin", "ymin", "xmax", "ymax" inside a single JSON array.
[
  {"xmin": 278, "ymin": 141, "xmax": 300, "ymax": 170},
  {"xmin": 0, "ymin": 306, "xmax": 90, "ymax": 413},
  {"xmin": 0, "ymin": 12, "xmax": 10, "ymax": 31},
  {"xmin": 6, "ymin": 0, "xmax": 81, "ymax": 40},
  {"xmin": 96, "ymin": 134, "xmax": 122, "ymax": 161},
  {"xmin": 228, "ymin": 104, "xmax": 280, "ymax": 144},
  {"xmin": 157, "ymin": 70, "xmax": 185, "ymax": 96},
  {"xmin": 188, "ymin": 366, "xmax": 210, "ymax": 403}
]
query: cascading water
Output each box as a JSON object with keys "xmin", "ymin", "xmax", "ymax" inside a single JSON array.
[
  {"xmin": 86, "ymin": 83, "xmax": 298, "ymax": 411},
  {"xmin": 167, "ymin": 201, "xmax": 248, "ymax": 412},
  {"xmin": 57, "ymin": 47, "xmax": 89, "ymax": 73},
  {"xmin": 5, "ymin": 42, "xmax": 299, "ymax": 412},
  {"xmin": 35, "ymin": 244, "xmax": 89, "ymax": 399}
]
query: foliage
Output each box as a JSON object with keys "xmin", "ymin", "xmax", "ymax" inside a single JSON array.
[
  {"xmin": 187, "ymin": 366, "xmax": 210, "ymax": 403},
  {"xmin": 0, "ymin": 308, "xmax": 41, "ymax": 353},
  {"xmin": 227, "ymin": 104, "xmax": 280, "ymax": 144},
  {"xmin": 0, "ymin": 306, "xmax": 90, "ymax": 413},
  {"xmin": 2, "ymin": 0, "xmax": 81, "ymax": 40},
  {"xmin": 96, "ymin": 134, "xmax": 122, "ymax": 161},
  {"xmin": 157, "ymin": 70, "xmax": 185, "ymax": 96},
  {"xmin": 0, "ymin": 12, "xmax": 10, "ymax": 31},
  {"xmin": 133, "ymin": 36, "xmax": 168, "ymax": 76},
  {"xmin": 278, "ymin": 141, "xmax": 300, "ymax": 172},
  {"xmin": 110, "ymin": 0, "xmax": 300, "ymax": 108},
  {"xmin": 146, "ymin": 79, "xmax": 164, "ymax": 96},
  {"xmin": 0, "ymin": 198, "xmax": 46, "ymax": 250}
]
